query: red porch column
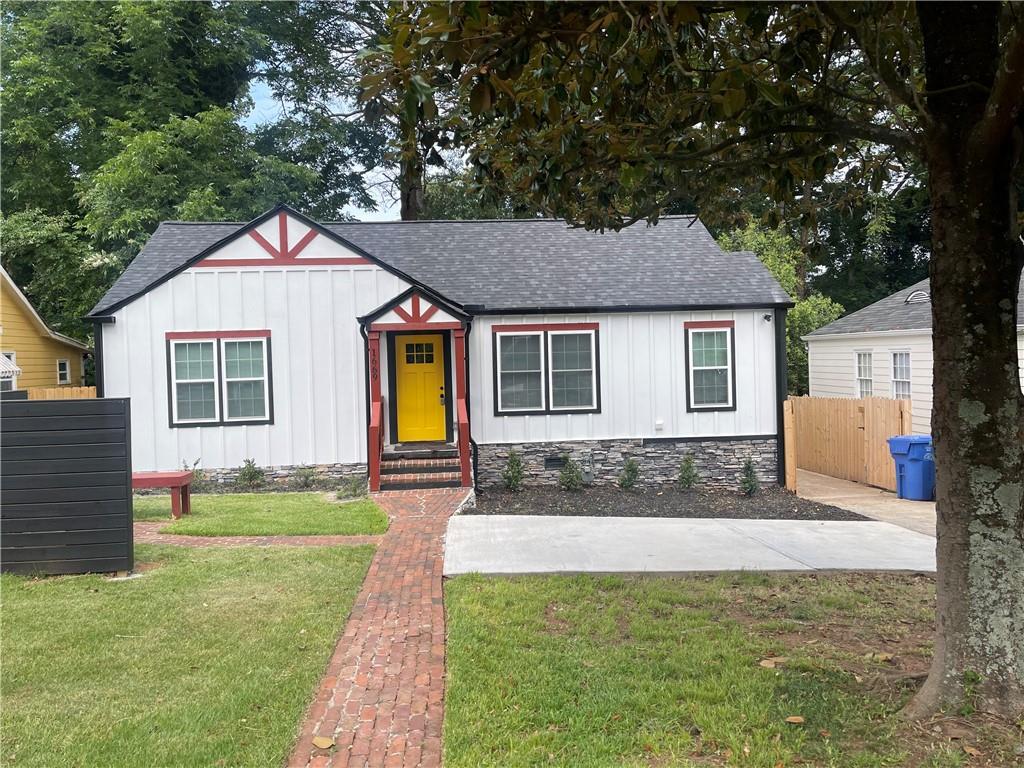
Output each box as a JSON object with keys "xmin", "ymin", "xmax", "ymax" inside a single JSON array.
[
  {"xmin": 454, "ymin": 328, "xmax": 472, "ymax": 487},
  {"xmin": 368, "ymin": 330, "xmax": 383, "ymax": 492}
]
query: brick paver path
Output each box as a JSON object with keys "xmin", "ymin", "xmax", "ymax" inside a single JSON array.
[
  {"xmin": 288, "ymin": 488, "xmax": 470, "ymax": 768},
  {"xmin": 133, "ymin": 521, "xmax": 382, "ymax": 548}
]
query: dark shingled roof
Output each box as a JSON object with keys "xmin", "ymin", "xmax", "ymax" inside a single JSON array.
[
  {"xmin": 807, "ymin": 277, "xmax": 1024, "ymax": 337},
  {"xmin": 89, "ymin": 214, "xmax": 793, "ymax": 317}
]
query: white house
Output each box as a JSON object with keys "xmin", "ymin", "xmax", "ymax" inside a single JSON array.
[
  {"xmin": 88, "ymin": 205, "xmax": 793, "ymax": 491},
  {"xmin": 805, "ymin": 278, "xmax": 1024, "ymax": 434}
]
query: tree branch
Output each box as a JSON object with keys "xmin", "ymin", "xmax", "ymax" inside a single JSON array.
[{"xmin": 976, "ymin": 20, "xmax": 1024, "ymax": 149}]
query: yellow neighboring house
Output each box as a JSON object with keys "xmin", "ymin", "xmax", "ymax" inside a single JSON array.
[{"xmin": 1, "ymin": 266, "xmax": 90, "ymax": 392}]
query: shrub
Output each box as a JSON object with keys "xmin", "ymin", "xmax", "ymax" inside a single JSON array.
[
  {"xmin": 502, "ymin": 450, "xmax": 525, "ymax": 491},
  {"xmin": 236, "ymin": 458, "xmax": 265, "ymax": 489},
  {"xmin": 740, "ymin": 458, "xmax": 760, "ymax": 497},
  {"xmin": 182, "ymin": 458, "xmax": 211, "ymax": 493},
  {"xmin": 291, "ymin": 466, "xmax": 317, "ymax": 490},
  {"xmin": 618, "ymin": 457, "xmax": 640, "ymax": 489},
  {"xmin": 336, "ymin": 475, "xmax": 367, "ymax": 499},
  {"xmin": 677, "ymin": 454, "xmax": 698, "ymax": 489},
  {"xmin": 558, "ymin": 456, "xmax": 584, "ymax": 491}
]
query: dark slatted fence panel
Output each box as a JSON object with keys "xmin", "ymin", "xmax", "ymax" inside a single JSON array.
[{"xmin": 1, "ymin": 398, "xmax": 132, "ymax": 575}]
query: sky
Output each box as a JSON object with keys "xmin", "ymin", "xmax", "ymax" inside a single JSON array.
[{"xmin": 243, "ymin": 80, "xmax": 400, "ymax": 222}]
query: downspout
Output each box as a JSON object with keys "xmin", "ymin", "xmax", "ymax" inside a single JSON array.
[
  {"xmin": 464, "ymin": 319, "xmax": 479, "ymax": 493},
  {"xmin": 360, "ymin": 324, "xmax": 370, "ymax": 475},
  {"xmin": 88, "ymin": 316, "xmax": 115, "ymax": 397},
  {"xmin": 773, "ymin": 307, "xmax": 789, "ymax": 486}
]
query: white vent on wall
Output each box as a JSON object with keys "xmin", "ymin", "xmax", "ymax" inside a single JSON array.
[{"xmin": 905, "ymin": 289, "xmax": 930, "ymax": 304}]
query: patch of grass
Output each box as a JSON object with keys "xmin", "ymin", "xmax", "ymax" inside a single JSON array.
[
  {"xmin": 132, "ymin": 492, "xmax": 388, "ymax": 536},
  {"xmin": 444, "ymin": 573, "xmax": 1017, "ymax": 768},
  {"xmin": 1, "ymin": 543, "xmax": 374, "ymax": 767}
]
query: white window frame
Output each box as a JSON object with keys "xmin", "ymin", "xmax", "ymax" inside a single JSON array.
[
  {"xmin": 855, "ymin": 351, "xmax": 873, "ymax": 398},
  {"xmin": 687, "ymin": 326, "xmax": 734, "ymax": 410},
  {"xmin": 891, "ymin": 350, "xmax": 912, "ymax": 400},
  {"xmin": 547, "ymin": 329, "xmax": 598, "ymax": 411},
  {"xmin": 2, "ymin": 351, "xmax": 17, "ymax": 391},
  {"xmin": 170, "ymin": 339, "xmax": 220, "ymax": 425},
  {"xmin": 220, "ymin": 337, "xmax": 271, "ymax": 423},
  {"xmin": 57, "ymin": 358, "xmax": 70, "ymax": 385},
  {"xmin": 495, "ymin": 331, "xmax": 546, "ymax": 414}
]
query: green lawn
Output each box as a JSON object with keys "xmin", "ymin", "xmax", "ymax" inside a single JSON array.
[
  {"xmin": 133, "ymin": 492, "xmax": 388, "ymax": 536},
  {"xmin": 444, "ymin": 573, "xmax": 1018, "ymax": 768},
  {"xmin": 1, "ymin": 543, "xmax": 373, "ymax": 767}
]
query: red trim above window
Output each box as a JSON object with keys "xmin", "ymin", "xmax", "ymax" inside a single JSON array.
[
  {"xmin": 165, "ymin": 330, "xmax": 271, "ymax": 340},
  {"xmin": 683, "ymin": 320, "xmax": 735, "ymax": 329},
  {"xmin": 492, "ymin": 322, "xmax": 599, "ymax": 332}
]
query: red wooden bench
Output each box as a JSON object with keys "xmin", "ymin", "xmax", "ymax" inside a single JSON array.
[{"xmin": 132, "ymin": 471, "xmax": 194, "ymax": 519}]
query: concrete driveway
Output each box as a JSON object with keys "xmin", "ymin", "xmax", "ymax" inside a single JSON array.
[
  {"xmin": 796, "ymin": 469, "xmax": 936, "ymax": 535},
  {"xmin": 443, "ymin": 515, "xmax": 936, "ymax": 576}
]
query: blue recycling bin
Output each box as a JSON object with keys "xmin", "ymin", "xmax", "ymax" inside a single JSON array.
[{"xmin": 887, "ymin": 435, "xmax": 935, "ymax": 501}]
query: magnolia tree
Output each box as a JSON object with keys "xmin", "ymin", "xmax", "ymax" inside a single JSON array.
[{"xmin": 371, "ymin": 1, "xmax": 1024, "ymax": 717}]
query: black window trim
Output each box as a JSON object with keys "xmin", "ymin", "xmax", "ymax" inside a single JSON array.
[
  {"xmin": 492, "ymin": 328, "xmax": 602, "ymax": 417},
  {"xmin": 166, "ymin": 335, "xmax": 275, "ymax": 428}
]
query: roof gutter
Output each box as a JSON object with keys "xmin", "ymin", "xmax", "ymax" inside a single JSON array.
[
  {"xmin": 87, "ymin": 315, "xmax": 117, "ymax": 324},
  {"xmin": 466, "ymin": 301, "xmax": 795, "ymax": 316}
]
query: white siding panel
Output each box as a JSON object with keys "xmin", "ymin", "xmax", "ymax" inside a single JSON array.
[
  {"xmin": 103, "ymin": 263, "xmax": 410, "ymax": 472},
  {"xmin": 469, "ymin": 309, "xmax": 779, "ymax": 444}
]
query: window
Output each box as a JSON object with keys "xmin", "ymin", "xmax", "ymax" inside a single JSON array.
[
  {"xmin": 497, "ymin": 332, "xmax": 544, "ymax": 411},
  {"xmin": 167, "ymin": 331, "xmax": 273, "ymax": 426},
  {"xmin": 222, "ymin": 339, "xmax": 268, "ymax": 420},
  {"xmin": 2, "ymin": 352, "xmax": 16, "ymax": 392},
  {"xmin": 686, "ymin": 325, "xmax": 734, "ymax": 410},
  {"xmin": 405, "ymin": 342, "xmax": 434, "ymax": 364},
  {"xmin": 549, "ymin": 331, "xmax": 596, "ymax": 409},
  {"xmin": 494, "ymin": 325, "xmax": 600, "ymax": 414},
  {"xmin": 171, "ymin": 341, "xmax": 218, "ymax": 423},
  {"xmin": 892, "ymin": 352, "xmax": 911, "ymax": 400},
  {"xmin": 57, "ymin": 359, "xmax": 70, "ymax": 385},
  {"xmin": 856, "ymin": 352, "xmax": 873, "ymax": 397}
]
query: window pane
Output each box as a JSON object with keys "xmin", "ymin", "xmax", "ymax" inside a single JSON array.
[
  {"xmin": 176, "ymin": 382, "xmax": 216, "ymax": 420},
  {"xmin": 692, "ymin": 368, "xmax": 729, "ymax": 405},
  {"xmin": 551, "ymin": 333, "xmax": 592, "ymax": 371},
  {"xmin": 500, "ymin": 335, "xmax": 541, "ymax": 372},
  {"xmin": 552, "ymin": 370, "xmax": 593, "ymax": 408},
  {"xmin": 500, "ymin": 371, "xmax": 543, "ymax": 409},
  {"xmin": 174, "ymin": 342, "xmax": 214, "ymax": 380},
  {"xmin": 225, "ymin": 341, "xmax": 264, "ymax": 379},
  {"xmin": 692, "ymin": 331, "xmax": 728, "ymax": 367},
  {"xmin": 227, "ymin": 380, "xmax": 266, "ymax": 419}
]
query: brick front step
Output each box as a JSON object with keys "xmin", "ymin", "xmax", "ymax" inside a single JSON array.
[
  {"xmin": 380, "ymin": 471, "xmax": 463, "ymax": 491},
  {"xmin": 380, "ymin": 458, "xmax": 461, "ymax": 475}
]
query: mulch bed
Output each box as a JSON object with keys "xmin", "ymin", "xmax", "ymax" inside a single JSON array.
[{"xmin": 467, "ymin": 485, "xmax": 869, "ymax": 521}]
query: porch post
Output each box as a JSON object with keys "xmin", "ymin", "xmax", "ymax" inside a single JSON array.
[
  {"xmin": 454, "ymin": 328, "xmax": 472, "ymax": 487},
  {"xmin": 368, "ymin": 330, "xmax": 383, "ymax": 492}
]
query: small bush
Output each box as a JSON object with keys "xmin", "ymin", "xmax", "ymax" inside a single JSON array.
[
  {"xmin": 291, "ymin": 466, "xmax": 317, "ymax": 490},
  {"xmin": 618, "ymin": 457, "xmax": 640, "ymax": 489},
  {"xmin": 558, "ymin": 456, "xmax": 584, "ymax": 491},
  {"xmin": 182, "ymin": 458, "xmax": 211, "ymax": 493},
  {"xmin": 740, "ymin": 458, "xmax": 760, "ymax": 497},
  {"xmin": 336, "ymin": 475, "xmax": 367, "ymax": 499},
  {"xmin": 236, "ymin": 458, "xmax": 265, "ymax": 489},
  {"xmin": 502, "ymin": 450, "xmax": 525, "ymax": 491},
  {"xmin": 677, "ymin": 454, "xmax": 698, "ymax": 489}
]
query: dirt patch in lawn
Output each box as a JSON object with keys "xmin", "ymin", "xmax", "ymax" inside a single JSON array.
[{"xmin": 468, "ymin": 485, "xmax": 869, "ymax": 521}]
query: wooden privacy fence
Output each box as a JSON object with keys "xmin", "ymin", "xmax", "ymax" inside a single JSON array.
[
  {"xmin": 783, "ymin": 396, "xmax": 912, "ymax": 492},
  {"xmin": 27, "ymin": 385, "xmax": 96, "ymax": 400},
  {"xmin": 1, "ymin": 398, "xmax": 133, "ymax": 575}
]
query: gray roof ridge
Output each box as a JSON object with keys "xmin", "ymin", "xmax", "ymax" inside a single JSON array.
[{"xmin": 325, "ymin": 214, "xmax": 700, "ymax": 225}]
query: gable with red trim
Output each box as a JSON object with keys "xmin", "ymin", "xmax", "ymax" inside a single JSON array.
[
  {"xmin": 195, "ymin": 210, "xmax": 371, "ymax": 267},
  {"xmin": 364, "ymin": 289, "xmax": 466, "ymax": 331}
]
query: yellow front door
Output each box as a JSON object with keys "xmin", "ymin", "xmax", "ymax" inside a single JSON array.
[{"xmin": 395, "ymin": 334, "xmax": 446, "ymax": 442}]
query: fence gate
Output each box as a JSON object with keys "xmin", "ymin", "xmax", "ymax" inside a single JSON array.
[{"xmin": 786, "ymin": 396, "xmax": 912, "ymax": 492}]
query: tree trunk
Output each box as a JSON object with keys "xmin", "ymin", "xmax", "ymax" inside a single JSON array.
[
  {"xmin": 399, "ymin": 143, "xmax": 424, "ymax": 221},
  {"xmin": 907, "ymin": 2, "xmax": 1024, "ymax": 719}
]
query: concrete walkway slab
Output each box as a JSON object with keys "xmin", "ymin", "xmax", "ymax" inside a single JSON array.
[
  {"xmin": 443, "ymin": 515, "xmax": 936, "ymax": 576},
  {"xmin": 796, "ymin": 469, "xmax": 936, "ymax": 535}
]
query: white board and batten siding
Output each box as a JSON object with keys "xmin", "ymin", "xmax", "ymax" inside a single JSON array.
[
  {"xmin": 102, "ymin": 263, "xmax": 411, "ymax": 472},
  {"xmin": 807, "ymin": 329, "xmax": 1024, "ymax": 435},
  {"xmin": 469, "ymin": 310, "xmax": 780, "ymax": 444}
]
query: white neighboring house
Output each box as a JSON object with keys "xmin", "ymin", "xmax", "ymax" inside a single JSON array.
[
  {"xmin": 805, "ymin": 278, "xmax": 1024, "ymax": 434},
  {"xmin": 87, "ymin": 205, "xmax": 793, "ymax": 491}
]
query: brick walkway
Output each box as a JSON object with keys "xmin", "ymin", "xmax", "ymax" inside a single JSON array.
[
  {"xmin": 288, "ymin": 488, "xmax": 470, "ymax": 768},
  {"xmin": 133, "ymin": 521, "xmax": 382, "ymax": 548}
]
